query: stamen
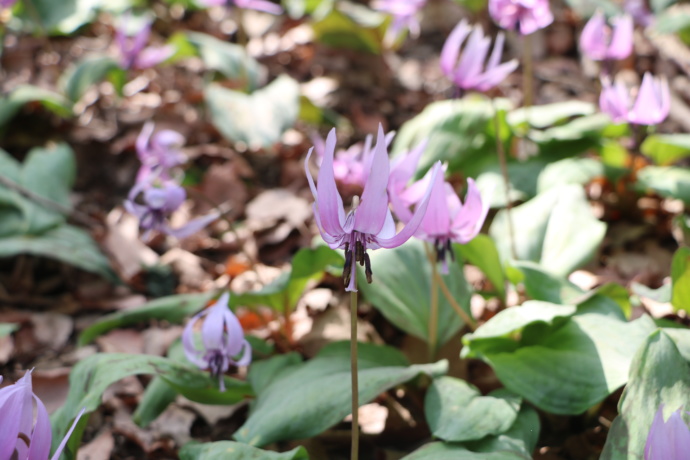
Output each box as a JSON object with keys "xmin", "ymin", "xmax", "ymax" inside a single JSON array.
[
  {"xmin": 343, "ymin": 249, "xmax": 353, "ymax": 286},
  {"xmin": 364, "ymin": 253, "xmax": 373, "ymax": 284},
  {"xmin": 355, "ymin": 240, "xmax": 365, "ymax": 265}
]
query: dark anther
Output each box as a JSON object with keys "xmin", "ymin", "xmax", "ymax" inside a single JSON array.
[
  {"xmin": 446, "ymin": 239, "xmax": 455, "ymax": 261},
  {"xmin": 343, "ymin": 249, "xmax": 353, "ymax": 286},
  {"xmin": 355, "ymin": 240, "xmax": 365, "ymax": 265},
  {"xmin": 364, "ymin": 253, "xmax": 373, "ymax": 284}
]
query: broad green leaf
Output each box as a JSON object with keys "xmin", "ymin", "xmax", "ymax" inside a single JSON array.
[
  {"xmin": 234, "ymin": 341, "xmax": 447, "ymax": 446},
  {"xmin": 636, "ymin": 166, "xmax": 690, "ymax": 204},
  {"xmin": 632, "ymin": 282, "xmax": 671, "ymax": 303},
  {"xmin": 425, "ymin": 376, "xmax": 521, "ymax": 442},
  {"xmin": 0, "ymin": 323, "xmax": 18, "ymax": 337},
  {"xmin": 248, "ymin": 352, "xmax": 303, "ymax": 396},
  {"xmin": 507, "ymin": 101, "xmax": 596, "ymax": 129},
  {"xmin": 0, "ymin": 85, "xmax": 73, "ymax": 127},
  {"xmin": 185, "ymin": 32, "xmax": 261, "ymax": 90},
  {"xmin": 51, "ymin": 353, "xmax": 253, "ymax": 458},
  {"xmin": 180, "ymin": 442, "xmax": 309, "ymax": 460},
  {"xmin": 463, "ymin": 310, "xmax": 657, "ymax": 414},
  {"xmin": 671, "ymin": 247, "xmax": 690, "ymax": 313},
  {"xmin": 474, "ymin": 160, "xmax": 547, "ymax": 207},
  {"xmin": 233, "ymin": 246, "xmax": 343, "ymax": 312},
  {"xmin": 205, "ymin": 75, "xmax": 300, "ymax": 149},
  {"xmin": 14, "ymin": 0, "xmax": 102, "ymax": 34},
  {"xmin": 454, "ymin": 236, "xmax": 505, "ymax": 300},
  {"xmin": 0, "ymin": 225, "xmax": 117, "ymax": 282},
  {"xmin": 537, "ymin": 158, "xmax": 604, "ymax": 193},
  {"xmin": 132, "ymin": 374, "xmax": 179, "ymax": 428},
  {"xmin": 311, "ymin": 5, "xmax": 384, "ymax": 54},
  {"xmin": 402, "ymin": 443, "xmax": 529, "ymax": 460},
  {"xmin": 60, "ymin": 56, "xmax": 124, "ymax": 102},
  {"xmin": 79, "ymin": 292, "xmax": 214, "ymax": 345},
  {"xmin": 601, "ymin": 330, "xmax": 690, "ymax": 460},
  {"xmin": 641, "ymin": 134, "xmax": 690, "ymax": 165},
  {"xmin": 392, "ymin": 97, "xmax": 513, "ymax": 179},
  {"xmin": 562, "ymin": 0, "xmax": 620, "ymax": 17},
  {"xmin": 358, "ymin": 239, "xmax": 471, "ymax": 349},
  {"xmin": 490, "ymin": 185, "xmax": 607, "ymax": 277},
  {"xmin": 506, "ymin": 261, "xmax": 584, "ymax": 305}
]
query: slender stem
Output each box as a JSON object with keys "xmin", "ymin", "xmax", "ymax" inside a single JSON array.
[
  {"xmin": 350, "ymin": 289, "xmax": 359, "ymax": 460},
  {"xmin": 435, "ymin": 270, "xmax": 477, "ymax": 331},
  {"xmin": 492, "ymin": 100, "xmax": 518, "ymax": 260},
  {"xmin": 522, "ymin": 33, "xmax": 534, "ymax": 108},
  {"xmin": 427, "ymin": 243, "xmax": 439, "ymax": 362}
]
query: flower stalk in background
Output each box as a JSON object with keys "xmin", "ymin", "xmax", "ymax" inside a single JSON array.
[
  {"xmin": 182, "ymin": 293, "xmax": 252, "ymax": 392},
  {"xmin": 372, "ymin": 0, "xmax": 426, "ymax": 46},
  {"xmin": 579, "ymin": 10, "xmax": 633, "ymax": 69},
  {"xmin": 115, "ymin": 14, "xmax": 175, "ymax": 70},
  {"xmin": 488, "ymin": 0, "xmax": 553, "ymax": 35},
  {"xmin": 599, "ymin": 72, "xmax": 670, "ymax": 126},
  {"xmin": 440, "ymin": 19, "xmax": 518, "ymax": 95},
  {"xmin": 645, "ymin": 405, "xmax": 690, "ymax": 459},
  {"xmin": 0, "ymin": 371, "xmax": 85, "ymax": 460}
]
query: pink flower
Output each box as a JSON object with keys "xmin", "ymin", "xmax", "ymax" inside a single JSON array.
[
  {"xmin": 645, "ymin": 405, "xmax": 690, "ymax": 460},
  {"xmin": 580, "ymin": 10, "xmax": 633, "ymax": 61},
  {"xmin": 599, "ymin": 73, "xmax": 670, "ymax": 125},
  {"xmin": 305, "ymin": 125, "xmax": 441, "ymax": 291},
  {"xmin": 488, "ymin": 0, "xmax": 553, "ymax": 35},
  {"xmin": 135, "ymin": 122, "xmax": 186, "ymax": 182},
  {"xmin": 440, "ymin": 19, "xmax": 518, "ymax": 93},
  {"xmin": 372, "ymin": 0, "xmax": 427, "ymax": 44},
  {"xmin": 115, "ymin": 14, "xmax": 175, "ymax": 70}
]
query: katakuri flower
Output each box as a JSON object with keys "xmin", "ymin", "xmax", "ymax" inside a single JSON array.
[
  {"xmin": 488, "ymin": 0, "xmax": 553, "ymax": 35},
  {"xmin": 624, "ymin": 0, "xmax": 654, "ymax": 27},
  {"xmin": 183, "ymin": 293, "xmax": 252, "ymax": 391},
  {"xmin": 599, "ymin": 72, "xmax": 670, "ymax": 125},
  {"xmin": 440, "ymin": 19, "xmax": 519, "ymax": 93},
  {"xmin": 372, "ymin": 0, "xmax": 426, "ymax": 45},
  {"xmin": 579, "ymin": 10, "xmax": 633, "ymax": 62},
  {"xmin": 197, "ymin": 0, "xmax": 283, "ymax": 14},
  {"xmin": 0, "ymin": 371, "xmax": 85, "ymax": 460},
  {"xmin": 135, "ymin": 122, "xmax": 186, "ymax": 182},
  {"xmin": 0, "ymin": 0, "xmax": 17, "ymax": 9},
  {"xmin": 124, "ymin": 179, "xmax": 219, "ymax": 240},
  {"xmin": 115, "ymin": 14, "xmax": 175, "ymax": 70},
  {"xmin": 305, "ymin": 124, "xmax": 441, "ymax": 291},
  {"xmin": 645, "ymin": 405, "xmax": 690, "ymax": 459}
]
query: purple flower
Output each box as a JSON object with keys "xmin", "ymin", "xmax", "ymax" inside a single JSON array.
[
  {"xmin": 599, "ymin": 73, "xmax": 670, "ymax": 125},
  {"xmin": 124, "ymin": 180, "xmax": 219, "ymax": 240},
  {"xmin": 182, "ymin": 293, "xmax": 252, "ymax": 391},
  {"xmin": 579, "ymin": 11, "xmax": 633, "ymax": 62},
  {"xmin": 440, "ymin": 19, "xmax": 519, "ymax": 93},
  {"xmin": 136, "ymin": 122, "xmax": 186, "ymax": 182},
  {"xmin": 0, "ymin": 371, "xmax": 85, "ymax": 460},
  {"xmin": 305, "ymin": 125, "xmax": 441, "ymax": 291},
  {"xmin": 197, "ymin": 0, "xmax": 283, "ymax": 15},
  {"xmin": 0, "ymin": 0, "xmax": 17, "ymax": 9},
  {"xmin": 372, "ymin": 0, "xmax": 426, "ymax": 45},
  {"xmin": 116, "ymin": 14, "xmax": 175, "ymax": 70},
  {"xmin": 488, "ymin": 0, "xmax": 553, "ymax": 35},
  {"xmin": 645, "ymin": 405, "xmax": 690, "ymax": 459},
  {"xmin": 624, "ymin": 0, "xmax": 654, "ymax": 27}
]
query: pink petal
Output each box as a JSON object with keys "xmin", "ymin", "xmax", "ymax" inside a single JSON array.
[
  {"xmin": 315, "ymin": 129, "xmax": 346, "ymax": 236},
  {"xmin": 579, "ymin": 10, "xmax": 607, "ymax": 60},
  {"xmin": 354, "ymin": 125, "xmax": 391, "ymax": 235},
  {"xmin": 440, "ymin": 19, "xmax": 471, "ymax": 77},
  {"xmin": 419, "ymin": 166, "xmax": 450, "ymax": 237},
  {"xmin": 608, "ymin": 14, "xmax": 633, "ymax": 60},
  {"xmin": 629, "ymin": 73, "xmax": 670, "ymax": 125},
  {"xmin": 27, "ymin": 395, "xmax": 51, "ymax": 460},
  {"xmin": 51, "ymin": 407, "xmax": 86, "ymax": 460}
]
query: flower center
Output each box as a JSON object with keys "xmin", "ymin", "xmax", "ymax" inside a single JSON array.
[
  {"xmin": 434, "ymin": 236, "xmax": 455, "ymax": 266},
  {"xmin": 343, "ymin": 232, "xmax": 373, "ymax": 287}
]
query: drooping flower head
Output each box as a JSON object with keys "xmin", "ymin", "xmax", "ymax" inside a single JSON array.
[
  {"xmin": 183, "ymin": 293, "xmax": 252, "ymax": 391},
  {"xmin": 135, "ymin": 122, "xmax": 186, "ymax": 182},
  {"xmin": 372, "ymin": 0, "xmax": 427, "ymax": 45},
  {"xmin": 0, "ymin": 371, "xmax": 85, "ymax": 460},
  {"xmin": 488, "ymin": 0, "xmax": 553, "ymax": 35},
  {"xmin": 579, "ymin": 10, "xmax": 633, "ymax": 62},
  {"xmin": 440, "ymin": 19, "xmax": 519, "ymax": 94},
  {"xmin": 645, "ymin": 405, "xmax": 690, "ymax": 459},
  {"xmin": 599, "ymin": 72, "xmax": 670, "ymax": 125},
  {"xmin": 305, "ymin": 124, "xmax": 441, "ymax": 291},
  {"xmin": 196, "ymin": 0, "xmax": 283, "ymax": 14},
  {"xmin": 115, "ymin": 13, "xmax": 175, "ymax": 70}
]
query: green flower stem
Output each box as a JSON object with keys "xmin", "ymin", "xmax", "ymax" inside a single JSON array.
[
  {"xmin": 434, "ymin": 268, "xmax": 477, "ymax": 332},
  {"xmin": 492, "ymin": 100, "xmax": 518, "ymax": 260},
  {"xmin": 427, "ymin": 243, "xmax": 440, "ymax": 362},
  {"xmin": 350, "ymin": 289, "xmax": 359, "ymax": 460}
]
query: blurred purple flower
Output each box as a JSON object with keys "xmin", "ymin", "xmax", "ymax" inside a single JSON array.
[
  {"xmin": 116, "ymin": 15, "xmax": 175, "ymax": 70},
  {"xmin": 599, "ymin": 72, "xmax": 670, "ymax": 125},
  {"xmin": 124, "ymin": 180, "xmax": 219, "ymax": 240},
  {"xmin": 136, "ymin": 122, "xmax": 186, "ymax": 182},
  {"xmin": 440, "ymin": 19, "xmax": 519, "ymax": 93},
  {"xmin": 197, "ymin": 0, "xmax": 283, "ymax": 14},
  {"xmin": 579, "ymin": 11, "xmax": 633, "ymax": 61},
  {"xmin": 305, "ymin": 125, "xmax": 441, "ymax": 291},
  {"xmin": 645, "ymin": 405, "xmax": 690, "ymax": 460},
  {"xmin": 0, "ymin": 0, "xmax": 17, "ymax": 9},
  {"xmin": 183, "ymin": 293, "xmax": 252, "ymax": 391},
  {"xmin": 625, "ymin": 0, "xmax": 654, "ymax": 27},
  {"xmin": 372, "ymin": 0, "xmax": 426, "ymax": 45},
  {"xmin": 488, "ymin": 0, "xmax": 553, "ymax": 35},
  {"xmin": 0, "ymin": 371, "xmax": 85, "ymax": 460}
]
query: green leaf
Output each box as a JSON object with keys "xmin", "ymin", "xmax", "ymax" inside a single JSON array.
[
  {"xmin": 641, "ymin": 133, "xmax": 690, "ymax": 165},
  {"xmin": 51, "ymin": 353, "xmax": 253, "ymax": 458},
  {"xmin": 79, "ymin": 292, "xmax": 214, "ymax": 345},
  {"xmin": 132, "ymin": 375, "xmax": 179, "ymax": 428},
  {"xmin": 233, "ymin": 246, "xmax": 343, "ymax": 312},
  {"xmin": 454, "ymin": 236, "xmax": 505, "ymax": 300},
  {"xmin": 358, "ymin": 239, "xmax": 472, "ymax": 349},
  {"xmin": 489, "ymin": 185, "xmax": 607, "ymax": 277},
  {"xmin": 180, "ymin": 442, "xmax": 309, "ymax": 460},
  {"xmin": 474, "ymin": 160, "xmax": 547, "ymax": 208},
  {"xmin": 507, "ymin": 101, "xmax": 596, "ymax": 129},
  {"xmin": 537, "ymin": 158, "xmax": 604, "ymax": 193},
  {"xmin": 0, "ymin": 85, "xmax": 73, "ymax": 127},
  {"xmin": 248, "ymin": 352, "xmax": 303, "ymax": 396},
  {"xmin": 14, "ymin": 0, "xmax": 103, "ymax": 35},
  {"xmin": 425, "ymin": 376, "xmax": 521, "ymax": 442},
  {"xmin": 205, "ymin": 75, "xmax": 300, "ymax": 149},
  {"xmin": 601, "ymin": 330, "xmax": 690, "ymax": 460},
  {"xmin": 0, "ymin": 225, "xmax": 117, "ymax": 282},
  {"xmin": 506, "ymin": 261, "xmax": 584, "ymax": 305},
  {"xmin": 0, "ymin": 323, "xmax": 18, "ymax": 337},
  {"xmin": 463, "ymin": 309, "xmax": 657, "ymax": 414},
  {"xmin": 671, "ymin": 247, "xmax": 690, "ymax": 313},
  {"xmin": 234, "ymin": 341, "xmax": 447, "ymax": 447},
  {"xmin": 60, "ymin": 56, "xmax": 124, "ymax": 102},
  {"xmin": 311, "ymin": 5, "xmax": 384, "ymax": 54},
  {"xmin": 636, "ymin": 166, "xmax": 690, "ymax": 204},
  {"xmin": 185, "ymin": 32, "xmax": 261, "ymax": 90}
]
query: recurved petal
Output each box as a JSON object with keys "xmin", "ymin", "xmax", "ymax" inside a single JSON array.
[
  {"xmin": 201, "ymin": 298, "xmax": 227, "ymax": 350},
  {"xmin": 27, "ymin": 395, "xmax": 51, "ymax": 460},
  {"xmin": 440, "ymin": 19, "xmax": 471, "ymax": 77},
  {"xmin": 455, "ymin": 26, "xmax": 491, "ymax": 89},
  {"xmin": 599, "ymin": 78, "xmax": 630, "ymax": 123},
  {"xmin": 579, "ymin": 10, "xmax": 607, "ymax": 60},
  {"xmin": 50, "ymin": 407, "xmax": 86, "ymax": 460},
  {"xmin": 474, "ymin": 58, "xmax": 518, "ymax": 92},
  {"xmin": 316, "ymin": 129, "xmax": 347, "ymax": 236},
  {"xmin": 645, "ymin": 405, "xmax": 690, "ymax": 460},
  {"xmin": 182, "ymin": 313, "xmax": 209, "ymax": 368},
  {"xmin": 452, "ymin": 178, "xmax": 491, "ymax": 243},
  {"xmin": 388, "ymin": 139, "xmax": 427, "ymax": 194},
  {"xmin": 136, "ymin": 122, "xmax": 155, "ymax": 159},
  {"xmin": 608, "ymin": 14, "xmax": 633, "ymax": 60},
  {"xmin": 354, "ymin": 125, "xmax": 391, "ymax": 235},
  {"xmin": 629, "ymin": 73, "xmax": 670, "ymax": 125},
  {"xmin": 419, "ymin": 166, "xmax": 450, "ymax": 237},
  {"xmin": 232, "ymin": 340, "xmax": 253, "ymax": 366},
  {"xmin": 165, "ymin": 211, "xmax": 218, "ymax": 239}
]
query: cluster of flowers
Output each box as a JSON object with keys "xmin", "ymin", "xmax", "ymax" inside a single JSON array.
[
  {"xmin": 124, "ymin": 123, "xmax": 218, "ymax": 239},
  {"xmin": 0, "ymin": 371, "xmax": 84, "ymax": 460}
]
